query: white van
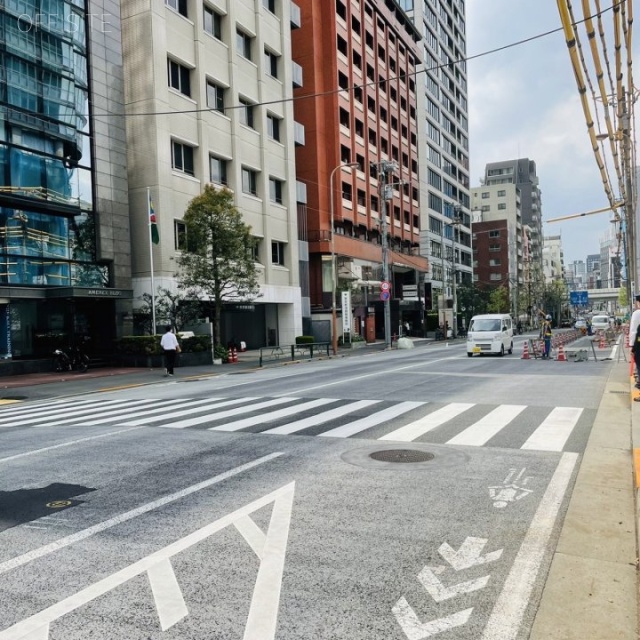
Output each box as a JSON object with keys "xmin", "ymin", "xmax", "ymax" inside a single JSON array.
[{"xmin": 466, "ymin": 314, "xmax": 514, "ymax": 357}]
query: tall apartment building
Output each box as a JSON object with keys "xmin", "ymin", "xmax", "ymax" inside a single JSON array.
[
  {"xmin": 400, "ymin": 0, "xmax": 472, "ymax": 320},
  {"xmin": 122, "ymin": 0, "xmax": 303, "ymax": 348},
  {"xmin": 0, "ymin": 0, "xmax": 132, "ymax": 363},
  {"xmin": 470, "ymin": 184, "xmax": 523, "ymax": 317},
  {"xmin": 292, "ymin": 0, "xmax": 428, "ymax": 339},
  {"xmin": 483, "ymin": 158, "xmax": 544, "ymax": 271},
  {"xmin": 543, "ymin": 236, "xmax": 565, "ymax": 284}
]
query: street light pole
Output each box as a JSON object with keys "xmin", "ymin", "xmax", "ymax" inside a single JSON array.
[
  {"xmin": 452, "ymin": 204, "xmax": 463, "ymax": 338},
  {"xmin": 329, "ymin": 162, "xmax": 359, "ymax": 355},
  {"xmin": 379, "ymin": 159, "xmax": 398, "ymax": 350}
]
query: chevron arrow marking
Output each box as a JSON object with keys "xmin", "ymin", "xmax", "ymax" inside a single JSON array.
[
  {"xmin": 392, "ymin": 597, "xmax": 473, "ymax": 640},
  {"xmin": 438, "ymin": 537, "xmax": 503, "ymax": 571},
  {"xmin": 418, "ymin": 566, "xmax": 490, "ymax": 602}
]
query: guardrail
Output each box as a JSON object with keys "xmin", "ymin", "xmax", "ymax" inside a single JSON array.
[{"xmin": 258, "ymin": 342, "xmax": 331, "ymax": 367}]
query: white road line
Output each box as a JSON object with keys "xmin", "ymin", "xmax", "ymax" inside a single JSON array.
[
  {"xmin": 0, "ymin": 453, "xmax": 283, "ymax": 577},
  {"xmin": 211, "ymin": 398, "xmax": 336, "ymax": 432},
  {"xmin": 521, "ymin": 407, "xmax": 583, "ymax": 451},
  {"xmin": 45, "ymin": 400, "xmax": 159, "ymax": 427},
  {"xmin": 263, "ymin": 400, "xmax": 380, "ymax": 435},
  {"xmin": 0, "ymin": 399, "xmax": 146, "ymax": 428},
  {"xmin": 0, "ymin": 428, "xmax": 144, "ymax": 464},
  {"xmin": 319, "ymin": 401, "xmax": 425, "ymax": 438},
  {"xmin": 82, "ymin": 398, "xmax": 215, "ymax": 426},
  {"xmin": 379, "ymin": 403, "xmax": 475, "ymax": 442},
  {"xmin": 122, "ymin": 398, "xmax": 254, "ymax": 427},
  {"xmin": 0, "ymin": 397, "xmax": 105, "ymax": 417},
  {"xmin": 158, "ymin": 397, "xmax": 300, "ymax": 430},
  {"xmin": 480, "ymin": 452, "xmax": 579, "ymax": 640},
  {"xmin": 446, "ymin": 405, "xmax": 527, "ymax": 447}
]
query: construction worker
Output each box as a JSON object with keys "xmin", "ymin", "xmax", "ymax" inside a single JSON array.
[{"xmin": 542, "ymin": 314, "xmax": 553, "ymax": 359}]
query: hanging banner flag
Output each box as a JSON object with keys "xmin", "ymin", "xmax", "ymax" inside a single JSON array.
[{"xmin": 149, "ymin": 191, "xmax": 159, "ymax": 244}]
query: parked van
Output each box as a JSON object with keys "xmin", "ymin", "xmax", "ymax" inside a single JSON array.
[{"xmin": 466, "ymin": 314, "xmax": 514, "ymax": 357}]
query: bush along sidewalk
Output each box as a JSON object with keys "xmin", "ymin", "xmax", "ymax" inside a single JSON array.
[{"xmin": 114, "ymin": 335, "xmax": 213, "ymax": 367}]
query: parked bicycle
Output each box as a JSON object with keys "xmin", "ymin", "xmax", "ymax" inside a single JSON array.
[{"xmin": 53, "ymin": 345, "xmax": 90, "ymax": 373}]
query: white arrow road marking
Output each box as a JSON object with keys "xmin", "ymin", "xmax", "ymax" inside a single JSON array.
[
  {"xmin": 0, "ymin": 483, "xmax": 295, "ymax": 640},
  {"xmin": 418, "ymin": 566, "xmax": 490, "ymax": 602},
  {"xmin": 438, "ymin": 537, "xmax": 503, "ymax": 571},
  {"xmin": 392, "ymin": 597, "xmax": 473, "ymax": 640}
]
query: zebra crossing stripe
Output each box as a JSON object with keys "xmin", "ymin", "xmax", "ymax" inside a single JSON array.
[
  {"xmin": 521, "ymin": 407, "xmax": 583, "ymax": 451},
  {"xmin": 446, "ymin": 405, "xmax": 528, "ymax": 447},
  {"xmin": 122, "ymin": 398, "xmax": 257, "ymax": 427},
  {"xmin": 0, "ymin": 399, "xmax": 145, "ymax": 428},
  {"xmin": 263, "ymin": 400, "xmax": 381, "ymax": 435},
  {"xmin": 211, "ymin": 398, "xmax": 336, "ymax": 432},
  {"xmin": 155, "ymin": 397, "xmax": 300, "ymax": 430},
  {"xmin": 379, "ymin": 403, "xmax": 475, "ymax": 442},
  {"xmin": 46, "ymin": 400, "xmax": 165, "ymax": 427},
  {"xmin": 0, "ymin": 397, "xmax": 106, "ymax": 417},
  {"xmin": 319, "ymin": 401, "xmax": 425, "ymax": 438}
]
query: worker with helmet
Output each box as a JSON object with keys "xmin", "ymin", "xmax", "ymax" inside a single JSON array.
[{"xmin": 542, "ymin": 314, "xmax": 553, "ymax": 359}]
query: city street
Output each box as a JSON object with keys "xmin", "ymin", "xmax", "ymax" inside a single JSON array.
[{"xmin": 0, "ymin": 338, "xmax": 622, "ymax": 639}]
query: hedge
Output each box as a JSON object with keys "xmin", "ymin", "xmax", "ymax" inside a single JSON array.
[{"xmin": 114, "ymin": 335, "xmax": 212, "ymax": 355}]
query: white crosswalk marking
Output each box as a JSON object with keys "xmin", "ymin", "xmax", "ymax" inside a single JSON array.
[
  {"xmin": 263, "ymin": 400, "xmax": 381, "ymax": 435},
  {"xmin": 379, "ymin": 403, "xmax": 475, "ymax": 442},
  {"xmin": 319, "ymin": 401, "xmax": 425, "ymax": 438},
  {"xmin": 156, "ymin": 397, "xmax": 300, "ymax": 430},
  {"xmin": 521, "ymin": 407, "xmax": 583, "ymax": 451},
  {"xmin": 446, "ymin": 405, "xmax": 527, "ymax": 446},
  {"xmin": 211, "ymin": 398, "xmax": 337, "ymax": 432}
]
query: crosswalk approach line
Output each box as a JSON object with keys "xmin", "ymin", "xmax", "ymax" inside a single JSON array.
[
  {"xmin": 0, "ymin": 396, "xmax": 110, "ymax": 418},
  {"xmin": 521, "ymin": 407, "xmax": 583, "ymax": 451},
  {"xmin": 153, "ymin": 397, "xmax": 300, "ymax": 429},
  {"xmin": 210, "ymin": 398, "xmax": 337, "ymax": 432},
  {"xmin": 379, "ymin": 403, "xmax": 475, "ymax": 442},
  {"xmin": 318, "ymin": 401, "xmax": 426, "ymax": 438},
  {"xmin": 446, "ymin": 405, "xmax": 528, "ymax": 446},
  {"xmin": 121, "ymin": 397, "xmax": 259, "ymax": 427},
  {"xmin": 263, "ymin": 399, "xmax": 381, "ymax": 435}
]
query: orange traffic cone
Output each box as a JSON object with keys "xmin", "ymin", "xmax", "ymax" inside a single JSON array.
[
  {"xmin": 598, "ymin": 333, "xmax": 605, "ymax": 349},
  {"xmin": 556, "ymin": 344, "xmax": 567, "ymax": 361},
  {"xmin": 521, "ymin": 342, "xmax": 530, "ymax": 359}
]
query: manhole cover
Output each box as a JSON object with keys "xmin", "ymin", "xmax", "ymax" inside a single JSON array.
[{"xmin": 369, "ymin": 449, "xmax": 435, "ymax": 463}]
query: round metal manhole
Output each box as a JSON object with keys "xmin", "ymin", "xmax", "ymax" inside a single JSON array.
[{"xmin": 369, "ymin": 449, "xmax": 435, "ymax": 463}]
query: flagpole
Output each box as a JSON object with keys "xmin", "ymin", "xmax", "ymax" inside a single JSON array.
[{"xmin": 147, "ymin": 187, "xmax": 156, "ymax": 335}]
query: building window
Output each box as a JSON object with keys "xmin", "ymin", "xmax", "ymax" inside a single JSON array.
[
  {"xmin": 482, "ymin": 192, "xmax": 490, "ymax": 199},
  {"xmin": 498, "ymin": 203, "xmax": 507, "ymax": 210},
  {"xmin": 210, "ymin": 155, "xmax": 228, "ymax": 185},
  {"xmin": 242, "ymin": 167, "xmax": 258, "ymax": 196},
  {"xmin": 206, "ymin": 80, "xmax": 225, "ymax": 112},
  {"xmin": 165, "ymin": 0, "xmax": 187, "ymax": 17},
  {"xmin": 203, "ymin": 7, "xmax": 222, "ymax": 39},
  {"xmin": 236, "ymin": 29, "xmax": 252, "ymax": 60},
  {"xmin": 497, "ymin": 189, "xmax": 506, "ymax": 197},
  {"xmin": 271, "ymin": 241, "xmax": 285, "ymax": 266},
  {"xmin": 489, "ymin": 244, "xmax": 501, "ymax": 252},
  {"xmin": 167, "ymin": 59, "xmax": 191, "ymax": 97},
  {"xmin": 172, "ymin": 141, "xmax": 195, "ymax": 175},
  {"xmin": 489, "ymin": 230, "xmax": 501, "ymax": 238},
  {"xmin": 490, "ymin": 273, "xmax": 502, "ymax": 281},
  {"xmin": 264, "ymin": 49, "xmax": 279, "ymax": 78},
  {"xmin": 175, "ymin": 220, "xmax": 187, "ymax": 251},
  {"xmin": 239, "ymin": 98, "xmax": 255, "ymax": 128},
  {"xmin": 266, "ymin": 113, "xmax": 280, "ymax": 141},
  {"xmin": 269, "ymin": 178, "xmax": 283, "ymax": 204},
  {"xmin": 263, "ymin": 0, "xmax": 276, "ymax": 12},
  {"xmin": 489, "ymin": 258, "xmax": 501, "ymax": 266}
]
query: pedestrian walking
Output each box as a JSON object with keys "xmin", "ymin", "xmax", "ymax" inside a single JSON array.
[
  {"xmin": 160, "ymin": 325, "xmax": 180, "ymax": 377},
  {"xmin": 629, "ymin": 294, "xmax": 640, "ymax": 387},
  {"xmin": 542, "ymin": 314, "xmax": 553, "ymax": 359}
]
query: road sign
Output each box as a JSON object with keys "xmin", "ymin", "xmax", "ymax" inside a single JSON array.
[
  {"xmin": 380, "ymin": 291, "xmax": 390, "ymax": 301},
  {"xmin": 569, "ymin": 290, "xmax": 589, "ymax": 305},
  {"xmin": 381, "ymin": 281, "xmax": 391, "ymax": 291}
]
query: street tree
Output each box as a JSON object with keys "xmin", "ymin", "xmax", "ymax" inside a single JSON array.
[
  {"xmin": 176, "ymin": 185, "xmax": 259, "ymax": 346},
  {"xmin": 138, "ymin": 288, "xmax": 202, "ymax": 334},
  {"xmin": 487, "ymin": 285, "xmax": 510, "ymax": 313}
]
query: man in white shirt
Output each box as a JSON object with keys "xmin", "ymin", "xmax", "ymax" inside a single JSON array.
[
  {"xmin": 160, "ymin": 326, "xmax": 180, "ymax": 376},
  {"xmin": 629, "ymin": 294, "xmax": 640, "ymax": 387}
]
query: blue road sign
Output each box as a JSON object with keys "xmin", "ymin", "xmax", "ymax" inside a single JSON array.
[{"xmin": 569, "ymin": 290, "xmax": 589, "ymax": 305}]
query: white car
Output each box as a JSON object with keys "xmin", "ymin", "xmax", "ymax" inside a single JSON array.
[
  {"xmin": 574, "ymin": 319, "xmax": 587, "ymax": 330},
  {"xmin": 590, "ymin": 315, "xmax": 610, "ymax": 331}
]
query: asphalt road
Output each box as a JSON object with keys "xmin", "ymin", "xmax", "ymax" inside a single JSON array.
[{"xmin": 0, "ymin": 337, "xmax": 615, "ymax": 639}]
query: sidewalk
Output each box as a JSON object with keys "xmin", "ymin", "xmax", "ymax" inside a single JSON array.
[{"xmin": 0, "ymin": 339, "xmax": 637, "ymax": 637}]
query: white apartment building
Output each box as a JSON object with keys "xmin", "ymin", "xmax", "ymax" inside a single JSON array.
[
  {"xmin": 121, "ymin": 0, "xmax": 303, "ymax": 347},
  {"xmin": 543, "ymin": 235, "xmax": 565, "ymax": 284}
]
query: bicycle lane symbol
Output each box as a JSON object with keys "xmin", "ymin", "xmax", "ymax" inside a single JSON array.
[{"xmin": 0, "ymin": 482, "xmax": 295, "ymax": 640}]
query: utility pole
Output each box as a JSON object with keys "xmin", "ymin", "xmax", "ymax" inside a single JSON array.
[
  {"xmin": 379, "ymin": 159, "xmax": 398, "ymax": 350},
  {"xmin": 452, "ymin": 204, "xmax": 463, "ymax": 338},
  {"xmin": 621, "ymin": 100, "xmax": 636, "ymax": 302}
]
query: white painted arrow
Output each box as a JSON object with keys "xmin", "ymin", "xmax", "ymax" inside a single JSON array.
[
  {"xmin": 418, "ymin": 566, "xmax": 490, "ymax": 602},
  {"xmin": 392, "ymin": 597, "xmax": 473, "ymax": 640},
  {"xmin": 438, "ymin": 537, "xmax": 503, "ymax": 571}
]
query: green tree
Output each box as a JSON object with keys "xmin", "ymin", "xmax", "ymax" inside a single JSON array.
[
  {"xmin": 137, "ymin": 287, "xmax": 202, "ymax": 334},
  {"xmin": 176, "ymin": 185, "xmax": 259, "ymax": 346},
  {"xmin": 487, "ymin": 285, "xmax": 510, "ymax": 313}
]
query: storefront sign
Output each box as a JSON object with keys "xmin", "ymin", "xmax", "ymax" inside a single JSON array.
[
  {"xmin": 86, "ymin": 289, "xmax": 123, "ymax": 297},
  {"xmin": 341, "ymin": 290, "xmax": 351, "ymax": 332}
]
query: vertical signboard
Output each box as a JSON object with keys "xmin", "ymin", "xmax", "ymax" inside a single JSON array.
[{"xmin": 341, "ymin": 290, "xmax": 351, "ymax": 333}]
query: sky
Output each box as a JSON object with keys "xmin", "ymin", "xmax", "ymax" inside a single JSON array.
[{"xmin": 465, "ymin": 0, "xmax": 637, "ymax": 266}]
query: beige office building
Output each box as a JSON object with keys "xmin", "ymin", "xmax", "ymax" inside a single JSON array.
[{"xmin": 121, "ymin": 0, "xmax": 303, "ymax": 347}]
